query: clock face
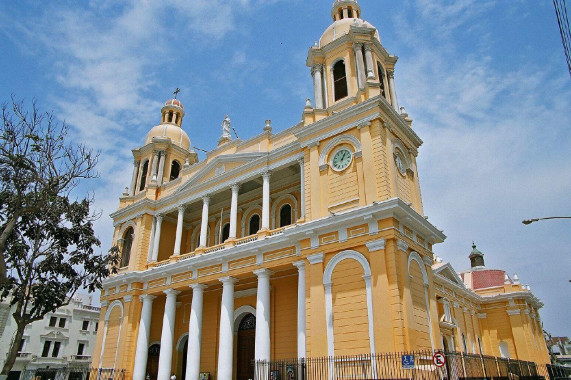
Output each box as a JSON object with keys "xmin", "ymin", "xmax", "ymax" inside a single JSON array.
[
  {"xmin": 395, "ymin": 154, "xmax": 406, "ymax": 175},
  {"xmin": 331, "ymin": 148, "xmax": 352, "ymax": 171}
]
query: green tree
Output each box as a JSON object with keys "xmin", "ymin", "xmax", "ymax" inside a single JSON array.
[{"xmin": 0, "ymin": 98, "xmax": 119, "ymax": 375}]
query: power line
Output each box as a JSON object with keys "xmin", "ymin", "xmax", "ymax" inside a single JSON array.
[{"xmin": 553, "ymin": 0, "xmax": 571, "ymax": 77}]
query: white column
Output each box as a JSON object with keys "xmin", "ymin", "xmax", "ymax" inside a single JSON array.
[
  {"xmin": 298, "ymin": 158, "xmax": 305, "ymax": 219},
  {"xmin": 173, "ymin": 205, "xmax": 185, "ymax": 255},
  {"xmin": 186, "ymin": 284, "xmax": 207, "ymax": 380},
  {"xmin": 157, "ymin": 151, "xmax": 166, "ymax": 186},
  {"xmin": 147, "ymin": 216, "xmax": 156, "ymax": 262},
  {"xmin": 132, "ymin": 295, "xmax": 156, "ymax": 380},
  {"xmin": 254, "ymin": 269, "xmax": 273, "ymax": 362},
  {"xmin": 217, "ymin": 277, "xmax": 238, "ymax": 380},
  {"xmin": 157, "ymin": 289, "xmax": 179, "ymax": 380},
  {"xmin": 130, "ymin": 160, "xmax": 140, "ymax": 196},
  {"xmin": 387, "ymin": 70, "xmax": 399, "ymax": 111},
  {"xmin": 312, "ymin": 64, "xmax": 324, "ymax": 109},
  {"xmin": 199, "ymin": 196, "xmax": 210, "ymax": 247},
  {"xmin": 261, "ymin": 172, "xmax": 271, "ymax": 230},
  {"xmin": 229, "ymin": 184, "xmax": 240, "ymax": 239},
  {"xmin": 364, "ymin": 44, "xmax": 375, "ymax": 80},
  {"xmin": 150, "ymin": 151, "xmax": 160, "ymax": 182},
  {"xmin": 354, "ymin": 43, "xmax": 366, "ymax": 90},
  {"xmin": 293, "ymin": 262, "xmax": 306, "ymax": 358},
  {"xmin": 324, "ymin": 282, "xmax": 335, "ymax": 357},
  {"xmin": 151, "ymin": 215, "xmax": 163, "ymax": 262}
]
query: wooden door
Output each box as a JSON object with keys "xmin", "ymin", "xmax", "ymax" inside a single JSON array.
[
  {"xmin": 236, "ymin": 314, "xmax": 256, "ymax": 380},
  {"xmin": 146, "ymin": 343, "xmax": 161, "ymax": 380}
]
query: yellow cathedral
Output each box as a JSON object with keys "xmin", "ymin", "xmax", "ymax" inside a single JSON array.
[{"xmin": 93, "ymin": 1, "xmax": 550, "ymax": 379}]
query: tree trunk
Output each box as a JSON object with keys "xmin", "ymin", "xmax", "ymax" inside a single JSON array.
[{"xmin": 1, "ymin": 321, "xmax": 26, "ymax": 375}]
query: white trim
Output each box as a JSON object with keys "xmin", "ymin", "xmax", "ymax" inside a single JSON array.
[
  {"xmin": 322, "ymin": 250, "xmax": 376, "ymax": 357},
  {"xmin": 118, "ymin": 220, "xmax": 137, "ymax": 241},
  {"xmin": 507, "ymin": 309, "xmax": 521, "ymax": 316},
  {"xmin": 104, "ymin": 300, "xmax": 124, "ymax": 322},
  {"xmin": 307, "ymin": 252, "xmax": 324, "ymax": 265},
  {"xmin": 176, "ymin": 333, "xmax": 188, "ymax": 352},
  {"xmin": 365, "ymin": 238, "xmax": 386, "ymax": 252},
  {"xmin": 233, "ymin": 305, "xmax": 256, "ymax": 332},
  {"xmin": 318, "ymin": 134, "xmax": 362, "ymax": 168}
]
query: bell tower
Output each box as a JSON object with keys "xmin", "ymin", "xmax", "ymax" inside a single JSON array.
[{"xmin": 306, "ymin": 0, "xmax": 400, "ymax": 113}]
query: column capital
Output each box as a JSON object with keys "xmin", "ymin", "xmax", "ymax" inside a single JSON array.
[
  {"xmin": 134, "ymin": 159, "xmax": 140, "ymax": 166},
  {"xmin": 153, "ymin": 150, "xmax": 161, "ymax": 157},
  {"xmin": 139, "ymin": 294, "xmax": 157, "ymax": 303},
  {"xmin": 230, "ymin": 183, "xmax": 240, "ymax": 193},
  {"xmin": 262, "ymin": 171, "xmax": 271, "ymax": 180},
  {"xmin": 364, "ymin": 43, "xmax": 373, "ymax": 52},
  {"xmin": 353, "ymin": 42, "xmax": 363, "ymax": 51},
  {"xmin": 202, "ymin": 195, "xmax": 210, "ymax": 205},
  {"xmin": 164, "ymin": 289, "xmax": 180, "ymax": 298},
  {"xmin": 387, "ymin": 69, "xmax": 395, "ymax": 79},
  {"xmin": 307, "ymin": 252, "xmax": 324, "ymax": 265},
  {"xmin": 219, "ymin": 276, "xmax": 238, "ymax": 285},
  {"xmin": 365, "ymin": 238, "xmax": 386, "ymax": 252},
  {"xmin": 297, "ymin": 157, "xmax": 304, "ymax": 167},
  {"xmin": 190, "ymin": 283, "xmax": 208, "ymax": 291},
  {"xmin": 177, "ymin": 204, "xmax": 186, "ymax": 213},
  {"xmin": 253, "ymin": 268, "xmax": 274, "ymax": 278},
  {"xmin": 397, "ymin": 239, "xmax": 409, "ymax": 252},
  {"xmin": 155, "ymin": 214, "xmax": 164, "ymax": 223},
  {"xmin": 293, "ymin": 261, "xmax": 305, "ymax": 270},
  {"xmin": 311, "ymin": 64, "xmax": 323, "ymax": 76}
]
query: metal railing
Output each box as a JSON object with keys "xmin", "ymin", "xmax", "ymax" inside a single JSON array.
[{"xmin": 254, "ymin": 351, "xmax": 552, "ymax": 380}]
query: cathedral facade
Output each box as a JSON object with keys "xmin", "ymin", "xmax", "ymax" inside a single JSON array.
[{"xmin": 92, "ymin": 1, "xmax": 550, "ymax": 379}]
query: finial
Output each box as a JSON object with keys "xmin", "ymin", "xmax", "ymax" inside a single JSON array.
[
  {"xmin": 264, "ymin": 119, "xmax": 272, "ymax": 133},
  {"xmin": 305, "ymin": 98, "xmax": 313, "ymax": 109},
  {"xmin": 123, "ymin": 187, "xmax": 129, "ymax": 196},
  {"xmin": 173, "ymin": 88, "xmax": 181, "ymax": 99},
  {"xmin": 472, "ymin": 241, "xmax": 476, "ymax": 249}
]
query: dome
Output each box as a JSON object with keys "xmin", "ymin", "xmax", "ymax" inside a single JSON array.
[
  {"xmin": 145, "ymin": 123, "xmax": 191, "ymax": 151},
  {"xmin": 164, "ymin": 98, "xmax": 184, "ymax": 109},
  {"xmin": 319, "ymin": 18, "xmax": 380, "ymax": 47}
]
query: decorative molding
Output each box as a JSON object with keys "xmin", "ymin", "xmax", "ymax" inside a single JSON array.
[
  {"xmin": 477, "ymin": 313, "xmax": 487, "ymax": 319},
  {"xmin": 507, "ymin": 309, "xmax": 521, "ymax": 316},
  {"xmin": 123, "ymin": 295, "xmax": 133, "ymax": 303},
  {"xmin": 318, "ymin": 134, "xmax": 362, "ymax": 167},
  {"xmin": 235, "ymin": 288, "xmax": 257, "ymax": 298}
]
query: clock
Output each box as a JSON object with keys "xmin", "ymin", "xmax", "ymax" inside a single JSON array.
[
  {"xmin": 395, "ymin": 153, "xmax": 406, "ymax": 175},
  {"xmin": 331, "ymin": 148, "xmax": 353, "ymax": 171}
]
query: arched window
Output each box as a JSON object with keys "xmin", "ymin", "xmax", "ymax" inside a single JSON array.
[
  {"xmin": 249, "ymin": 214, "xmax": 260, "ymax": 235},
  {"xmin": 170, "ymin": 160, "xmax": 181, "ymax": 181},
  {"xmin": 120, "ymin": 227, "xmax": 134, "ymax": 268},
  {"xmin": 279, "ymin": 204, "xmax": 292, "ymax": 227},
  {"xmin": 168, "ymin": 111, "xmax": 174, "ymax": 122},
  {"xmin": 221, "ymin": 223, "xmax": 230, "ymax": 243},
  {"xmin": 333, "ymin": 61, "xmax": 348, "ymax": 101},
  {"xmin": 347, "ymin": 7, "xmax": 353, "ymax": 18},
  {"xmin": 239, "ymin": 313, "xmax": 256, "ymax": 331},
  {"xmin": 139, "ymin": 160, "xmax": 149, "ymax": 191},
  {"xmin": 377, "ymin": 62, "xmax": 386, "ymax": 99}
]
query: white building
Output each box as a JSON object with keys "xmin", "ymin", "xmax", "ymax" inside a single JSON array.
[{"xmin": 0, "ymin": 294, "xmax": 100, "ymax": 380}]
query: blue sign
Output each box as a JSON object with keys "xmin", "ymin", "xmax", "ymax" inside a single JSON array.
[{"xmin": 402, "ymin": 354, "xmax": 415, "ymax": 369}]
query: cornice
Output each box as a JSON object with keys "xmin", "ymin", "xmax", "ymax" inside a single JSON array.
[{"xmin": 104, "ymin": 199, "xmax": 444, "ymax": 289}]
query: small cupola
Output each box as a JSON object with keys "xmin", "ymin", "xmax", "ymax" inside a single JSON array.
[
  {"xmin": 161, "ymin": 98, "xmax": 185, "ymax": 127},
  {"xmin": 469, "ymin": 242, "xmax": 485, "ymax": 268},
  {"xmin": 332, "ymin": 0, "xmax": 361, "ymax": 21}
]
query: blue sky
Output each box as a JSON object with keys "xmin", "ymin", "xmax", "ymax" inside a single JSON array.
[{"xmin": 1, "ymin": 1, "xmax": 569, "ymax": 336}]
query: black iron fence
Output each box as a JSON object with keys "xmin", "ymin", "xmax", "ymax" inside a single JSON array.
[
  {"xmin": 546, "ymin": 364, "xmax": 571, "ymax": 379},
  {"xmin": 254, "ymin": 350, "xmax": 560, "ymax": 380},
  {"xmin": 21, "ymin": 368, "xmax": 126, "ymax": 380}
]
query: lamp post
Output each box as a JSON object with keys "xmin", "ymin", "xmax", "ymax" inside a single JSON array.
[{"xmin": 522, "ymin": 216, "xmax": 571, "ymax": 225}]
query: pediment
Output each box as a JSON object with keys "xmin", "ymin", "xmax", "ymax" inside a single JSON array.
[
  {"xmin": 434, "ymin": 263, "xmax": 465, "ymax": 287},
  {"xmin": 41, "ymin": 330, "xmax": 69, "ymax": 340},
  {"xmin": 176, "ymin": 152, "xmax": 266, "ymax": 194}
]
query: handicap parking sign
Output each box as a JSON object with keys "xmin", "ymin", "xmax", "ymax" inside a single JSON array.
[{"xmin": 402, "ymin": 354, "xmax": 415, "ymax": 369}]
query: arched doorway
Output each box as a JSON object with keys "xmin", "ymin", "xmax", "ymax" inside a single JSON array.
[
  {"xmin": 146, "ymin": 343, "xmax": 161, "ymax": 380},
  {"xmin": 181, "ymin": 339, "xmax": 188, "ymax": 380},
  {"xmin": 236, "ymin": 313, "xmax": 256, "ymax": 380}
]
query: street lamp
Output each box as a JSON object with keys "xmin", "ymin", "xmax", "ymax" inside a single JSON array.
[{"xmin": 522, "ymin": 216, "xmax": 571, "ymax": 225}]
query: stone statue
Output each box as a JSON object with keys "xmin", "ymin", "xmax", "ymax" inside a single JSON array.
[{"xmin": 218, "ymin": 115, "xmax": 232, "ymax": 146}]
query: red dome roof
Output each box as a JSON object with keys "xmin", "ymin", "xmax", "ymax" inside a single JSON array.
[{"xmin": 164, "ymin": 99, "xmax": 183, "ymax": 109}]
